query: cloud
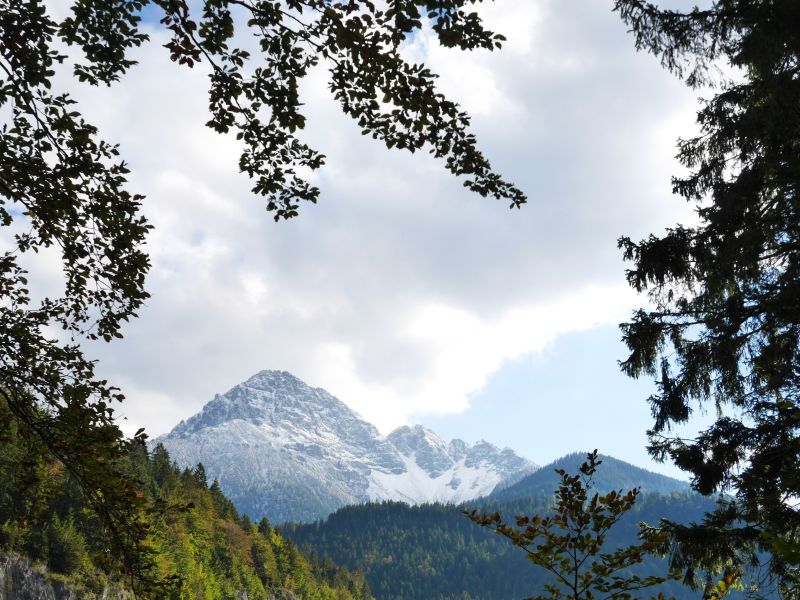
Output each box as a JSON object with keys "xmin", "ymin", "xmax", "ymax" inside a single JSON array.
[{"xmin": 8, "ymin": 1, "xmax": 702, "ymax": 438}]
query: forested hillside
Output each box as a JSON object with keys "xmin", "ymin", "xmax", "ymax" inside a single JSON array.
[
  {"xmin": 0, "ymin": 398, "xmax": 371, "ymax": 599},
  {"xmin": 284, "ymin": 475, "xmax": 733, "ymax": 599}
]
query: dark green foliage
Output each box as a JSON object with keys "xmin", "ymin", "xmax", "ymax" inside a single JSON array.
[
  {"xmin": 45, "ymin": 516, "xmax": 87, "ymax": 576},
  {"xmin": 468, "ymin": 451, "xmax": 677, "ymax": 600},
  {"xmin": 145, "ymin": 0, "xmax": 527, "ymax": 217},
  {"xmin": 284, "ymin": 489, "xmax": 720, "ymax": 599},
  {"xmin": 287, "ymin": 499, "xmax": 529, "ymax": 600},
  {"xmin": 193, "ymin": 463, "xmax": 209, "ymax": 489},
  {"xmin": 613, "ymin": 1, "xmax": 800, "ymax": 595}
]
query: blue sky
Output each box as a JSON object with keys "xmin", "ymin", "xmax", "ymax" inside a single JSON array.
[
  {"xmin": 419, "ymin": 325, "xmax": 655, "ymax": 463},
  {"xmin": 26, "ymin": 0, "xmax": 710, "ymax": 480},
  {"xmin": 419, "ymin": 324, "xmax": 714, "ymax": 478},
  {"xmin": 137, "ymin": 4, "xmax": 162, "ymax": 24}
]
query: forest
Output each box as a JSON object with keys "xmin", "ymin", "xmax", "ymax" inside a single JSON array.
[
  {"xmin": 0, "ymin": 396, "xmax": 371, "ymax": 599},
  {"xmin": 284, "ymin": 462, "xmax": 725, "ymax": 600}
]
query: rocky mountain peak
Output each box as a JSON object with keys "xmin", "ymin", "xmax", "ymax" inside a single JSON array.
[
  {"xmin": 157, "ymin": 370, "xmax": 537, "ymax": 523},
  {"xmin": 447, "ymin": 438, "xmax": 469, "ymax": 461},
  {"xmin": 387, "ymin": 425, "xmax": 453, "ymax": 478},
  {"xmin": 241, "ymin": 370, "xmax": 322, "ymax": 403},
  {"xmin": 387, "ymin": 425, "xmax": 447, "ymax": 453},
  {"xmin": 169, "ymin": 369, "xmax": 377, "ymax": 439}
]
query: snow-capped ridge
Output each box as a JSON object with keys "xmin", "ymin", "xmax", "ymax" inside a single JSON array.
[{"xmin": 156, "ymin": 370, "xmax": 537, "ymax": 523}]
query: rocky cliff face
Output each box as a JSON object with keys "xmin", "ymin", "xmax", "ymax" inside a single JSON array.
[
  {"xmin": 156, "ymin": 370, "xmax": 537, "ymax": 523},
  {"xmin": 0, "ymin": 554, "xmax": 131, "ymax": 600},
  {"xmin": 0, "ymin": 554, "xmax": 75, "ymax": 600},
  {"xmin": 0, "ymin": 554, "xmax": 274, "ymax": 600}
]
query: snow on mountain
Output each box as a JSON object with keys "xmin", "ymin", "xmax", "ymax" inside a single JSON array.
[
  {"xmin": 369, "ymin": 425, "xmax": 535, "ymax": 504},
  {"xmin": 155, "ymin": 370, "xmax": 537, "ymax": 523}
]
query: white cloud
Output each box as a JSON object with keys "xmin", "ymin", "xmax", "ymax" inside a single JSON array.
[{"xmin": 7, "ymin": 1, "xmax": 703, "ymax": 440}]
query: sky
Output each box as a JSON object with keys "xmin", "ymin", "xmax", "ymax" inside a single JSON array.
[{"xmin": 18, "ymin": 0, "xmax": 715, "ymax": 479}]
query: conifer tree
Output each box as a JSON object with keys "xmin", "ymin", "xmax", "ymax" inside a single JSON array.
[{"xmin": 614, "ymin": 1, "xmax": 800, "ymax": 595}]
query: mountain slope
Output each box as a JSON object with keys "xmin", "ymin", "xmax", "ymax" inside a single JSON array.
[
  {"xmin": 489, "ymin": 451, "xmax": 690, "ymax": 503},
  {"xmin": 284, "ymin": 493, "xmax": 717, "ymax": 600},
  {"xmin": 156, "ymin": 370, "xmax": 536, "ymax": 523}
]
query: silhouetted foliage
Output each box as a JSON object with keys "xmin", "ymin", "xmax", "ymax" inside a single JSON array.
[{"xmin": 614, "ymin": 1, "xmax": 800, "ymax": 596}]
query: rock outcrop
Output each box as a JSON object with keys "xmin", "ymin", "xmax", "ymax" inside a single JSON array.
[{"xmin": 0, "ymin": 554, "xmax": 131, "ymax": 600}]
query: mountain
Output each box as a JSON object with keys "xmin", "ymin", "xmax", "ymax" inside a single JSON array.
[
  {"xmin": 488, "ymin": 451, "xmax": 690, "ymax": 503},
  {"xmin": 155, "ymin": 370, "xmax": 536, "ymax": 523}
]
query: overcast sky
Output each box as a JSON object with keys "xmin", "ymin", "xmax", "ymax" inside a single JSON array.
[{"xmin": 22, "ymin": 0, "xmax": 715, "ymax": 479}]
